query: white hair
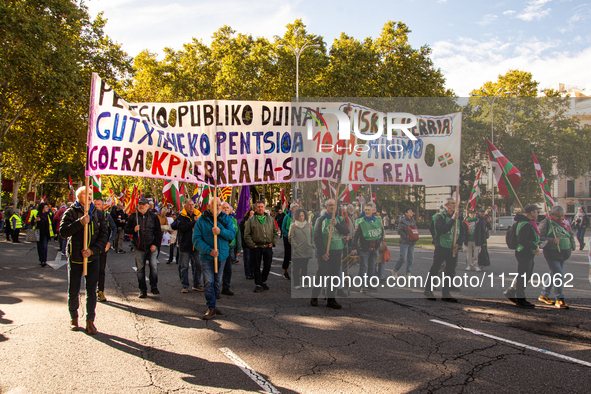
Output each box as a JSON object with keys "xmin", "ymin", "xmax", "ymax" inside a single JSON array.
[{"xmin": 75, "ymin": 186, "xmax": 88, "ymax": 198}]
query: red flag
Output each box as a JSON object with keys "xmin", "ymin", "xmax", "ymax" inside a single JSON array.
[
  {"xmin": 280, "ymin": 189, "xmax": 287, "ymax": 211},
  {"xmin": 468, "ymin": 169, "xmax": 483, "ymax": 211},
  {"xmin": 486, "ymin": 140, "xmax": 521, "ymax": 198},
  {"xmin": 339, "ymin": 184, "xmax": 360, "ymax": 203},
  {"xmin": 68, "ymin": 175, "xmax": 73, "ymax": 190},
  {"xmin": 532, "ymin": 150, "xmax": 555, "ymax": 208},
  {"xmin": 321, "ymin": 180, "xmax": 336, "ymax": 199}
]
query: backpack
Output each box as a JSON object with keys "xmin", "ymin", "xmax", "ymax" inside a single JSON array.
[
  {"xmin": 407, "ymin": 225, "xmax": 420, "ymax": 242},
  {"xmin": 506, "ymin": 222, "xmax": 520, "ymax": 250}
]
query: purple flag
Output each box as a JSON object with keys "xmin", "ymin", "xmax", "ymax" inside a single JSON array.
[{"xmin": 235, "ymin": 186, "xmax": 251, "ymax": 223}]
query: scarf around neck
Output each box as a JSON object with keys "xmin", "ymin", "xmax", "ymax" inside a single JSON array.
[
  {"xmin": 295, "ymin": 220, "xmax": 307, "ymax": 228},
  {"xmin": 256, "ymin": 214, "xmax": 266, "ymax": 224},
  {"xmin": 74, "ymin": 201, "xmax": 95, "ymax": 221}
]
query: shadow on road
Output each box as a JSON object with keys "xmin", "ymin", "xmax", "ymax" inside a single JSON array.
[{"xmin": 92, "ymin": 332, "xmax": 297, "ymax": 393}]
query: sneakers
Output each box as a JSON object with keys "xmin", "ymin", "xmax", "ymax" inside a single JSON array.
[
  {"xmin": 97, "ymin": 291, "xmax": 107, "ymax": 302},
  {"xmin": 538, "ymin": 295, "xmax": 554, "ymax": 305},
  {"xmin": 261, "ymin": 283, "xmax": 270, "ymax": 290},
  {"xmin": 310, "ymin": 298, "xmax": 318, "ymax": 306},
  {"xmin": 118, "ymin": 249, "xmax": 126, "ymax": 254},
  {"xmin": 283, "ymin": 272, "xmax": 291, "ymax": 280},
  {"xmin": 40, "ymin": 262, "xmax": 47, "ymax": 267},
  {"xmin": 221, "ymin": 288, "xmax": 234, "ymax": 296},
  {"xmin": 516, "ymin": 299, "xmax": 535, "ymax": 309},
  {"xmin": 151, "ymin": 288, "xmax": 160, "ymax": 295},
  {"xmin": 475, "ymin": 267, "xmax": 482, "ymax": 272},
  {"xmin": 181, "ymin": 287, "xmax": 189, "ymax": 293},
  {"xmin": 555, "ymin": 300, "xmax": 570, "ymax": 309},
  {"xmin": 254, "ymin": 285, "xmax": 263, "ymax": 293},
  {"xmin": 202, "ymin": 309, "xmax": 216, "ymax": 320},
  {"xmin": 138, "ymin": 292, "xmax": 147, "ymax": 298},
  {"xmin": 326, "ymin": 300, "xmax": 342, "ymax": 309},
  {"xmin": 294, "ymin": 286, "xmax": 302, "ymax": 290},
  {"xmin": 503, "ymin": 288, "xmax": 517, "ymax": 304},
  {"xmin": 391, "ymin": 269, "xmax": 398, "ymax": 278},
  {"xmin": 465, "ymin": 266, "xmax": 472, "ymax": 271},
  {"xmin": 192, "ymin": 286, "xmax": 204, "ymax": 292}
]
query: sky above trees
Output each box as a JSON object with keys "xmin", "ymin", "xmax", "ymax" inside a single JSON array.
[{"xmin": 87, "ymin": 0, "xmax": 591, "ymax": 96}]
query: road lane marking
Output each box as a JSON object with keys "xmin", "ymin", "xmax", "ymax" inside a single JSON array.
[
  {"xmin": 219, "ymin": 347, "xmax": 281, "ymax": 393},
  {"xmin": 431, "ymin": 319, "xmax": 591, "ymax": 368},
  {"xmin": 269, "ymin": 272, "xmax": 282, "ymax": 277}
]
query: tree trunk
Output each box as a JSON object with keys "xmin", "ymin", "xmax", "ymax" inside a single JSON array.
[{"xmin": 12, "ymin": 178, "xmax": 21, "ymax": 208}]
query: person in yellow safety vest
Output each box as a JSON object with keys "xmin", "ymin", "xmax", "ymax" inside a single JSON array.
[
  {"xmin": 10, "ymin": 210, "xmax": 23, "ymax": 243},
  {"xmin": 35, "ymin": 203, "xmax": 54, "ymax": 267},
  {"xmin": 27, "ymin": 207, "xmax": 39, "ymax": 229}
]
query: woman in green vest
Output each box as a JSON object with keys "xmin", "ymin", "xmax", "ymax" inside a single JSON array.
[
  {"xmin": 538, "ymin": 205, "xmax": 576, "ymax": 309},
  {"xmin": 35, "ymin": 203, "xmax": 54, "ymax": 267}
]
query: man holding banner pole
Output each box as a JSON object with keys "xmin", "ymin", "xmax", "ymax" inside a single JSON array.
[{"xmin": 60, "ymin": 186, "xmax": 108, "ymax": 335}]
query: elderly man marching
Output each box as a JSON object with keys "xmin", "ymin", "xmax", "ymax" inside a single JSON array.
[
  {"xmin": 312, "ymin": 199, "xmax": 350, "ymax": 309},
  {"xmin": 424, "ymin": 197, "xmax": 465, "ymax": 302},
  {"xmin": 538, "ymin": 205, "xmax": 576, "ymax": 309},
  {"xmin": 59, "ymin": 186, "xmax": 108, "ymax": 335},
  {"xmin": 173, "ymin": 199, "xmax": 203, "ymax": 293},
  {"xmin": 352, "ymin": 203, "xmax": 385, "ymax": 292},
  {"xmin": 192, "ymin": 197, "xmax": 236, "ymax": 320},
  {"xmin": 244, "ymin": 201, "xmax": 278, "ymax": 293}
]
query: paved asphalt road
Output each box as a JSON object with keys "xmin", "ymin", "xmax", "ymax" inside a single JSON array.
[{"xmin": 1, "ymin": 235, "xmax": 591, "ymax": 394}]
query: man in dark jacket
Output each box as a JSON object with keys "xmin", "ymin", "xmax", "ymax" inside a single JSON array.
[
  {"xmin": 59, "ymin": 186, "xmax": 109, "ymax": 335},
  {"xmin": 125, "ymin": 198, "xmax": 163, "ymax": 298},
  {"xmin": 313, "ymin": 199, "xmax": 350, "ymax": 308},
  {"xmin": 172, "ymin": 199, "xmax": 203, "ymax": 293},
  {"xmin": 474, "ymin": 208, "xmax": 491, "ymax": 269},
  {"xmin": 425, "ymin": 197, "xmax": 465, "ymax": 302},
  {"xmin": 4, "ymin": 203, "xmax": 14, "ymax": 241},
  {"xmin": 504, "ymin": 204, "xmax": 541, "ymax": 309},
  {"xmin": 244, "ymin": 201, "xmax": 278, "ymax": 293},
  {"xmin": 393, "ymin": 207, "xmax": 418, "ymax": 277},
  {"xmin": 94, "ymin": 198, "xmax": 117, "ymax": 302},
  {"xmin": 111, "ymin": 203, "xmax": 128, "ymax": 254},
  {"xmin": 538, "ymin": 205, "xmax": 576, "ymax": 309}
]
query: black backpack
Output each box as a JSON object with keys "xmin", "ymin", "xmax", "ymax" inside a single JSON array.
[{"xmin": 506, "ymin": 222, "xmax": 519, "ymax": 250}]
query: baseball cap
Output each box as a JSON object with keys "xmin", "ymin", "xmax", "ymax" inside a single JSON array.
[{"xmin": 524, "ymin": 204, "xmax": 541, "ymax": 213}]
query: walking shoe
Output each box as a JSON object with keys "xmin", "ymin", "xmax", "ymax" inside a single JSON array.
[
  {"xmin": 423, "ymin": 290, "xmax": 436, "ymax": 301},
  {"xmin": 118, "ymin": 249, "xmax": 126, "ymax": 254},
  {"xmin": 261, "ymin": 283, "xmax": 270, "ymax": 290},
  {"xmin": 516, "ymin": 299, "xmax": 535, "ymax": 309},
  {"xmin": 245, "ymin": 275, "xmax": 254, "ymax": 280},
  {"xmin": 391, "ymin": 269, "xmax": 398, "ymax": 278},
  {"xmin": 70, "ymin": 318, "xmax": 79, "ymax": 331},
  {"xmin": 441, "ymin": 296, "xmax": 458, "ymax": 303},
  {"xmin": 166, "ymin": 260, "xmax": 171, "ymax": 264},
  {"xmin": 86, "ymin": 319, "xmax": 98, "ymax": 335},
  {"xmin": 326, "ymin": 300, "xmax": 342, "ymax": 309},
  {"xmin": 555, "ymin": 300, "xmax": 570, "ymax": 309},
  {"xmin": 192, "ymin": 286, "xmax": 204, "ymax": 292},
  {"xmin": 181, "ymin": 287, "xmax": 188, "ymax": 293},
  {"xmin": 538, "ymin": 295, "xmax": 554, "ymax": 305},
  {"xmin": 151, "ymin": 288, "xmax": 160, "ymax": 294},
  {"xmin": 310, "ymin": 298, "xmax": 318, "ymax": 306},
  {"xmin": 202, "ymin": 309, "xmax": 216, "ymax": 320},
  {"xmin": 475, "ymin": 267, "xmax": 482, "ymax": 272},
  {"xmin": 233, "ymin": 260, "xmax": 240, "ymax": 264},
  {"xmin": 114, "ymin": 249, "xmax": 119, "ymax": 254},
  {"xmin": 40, "ymin": 262, "xmax": 47, "ymax": 267},
  {"xmin": 294, "ymin": 286, "xmax": 302, "ymax": 290},
  {"xmin": 97, "ymin": 291, "xmax": 107, "ymax": 302},
  {"xmin": 254, "ymin": 285, "xmax": 263, "ymax": 292},
  {"xmin": 221, "ymin": 288, "xmax": 234, "ymax": 296},
  {"xmin": 138, "ymin": 292, "xmax": 147, "ymax": 298},
  {"xmin": 465, "ymin": 266, "xmax": 472, "ymax": 271},
  {"xmin": 214, "ymin": 308, "xmax": 223, "ymax": 315},
  {"xmin": 283, "ymin": 272, "xmax": 291, "ymax": 280},
  {"xmin": 503, "ymin": 288, "xmax": 517, "ymax": 304}
]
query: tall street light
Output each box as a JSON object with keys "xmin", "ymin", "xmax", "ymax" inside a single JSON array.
[
  {"xmin": 274, "ymin": 33, "xmax": 320, "ymax": 102},
  {"xmin": 473, "ymin": 87, "xmax": 504, "ymax": 232},
  {"xmin": 275, "ymin": 32, "xmax": 320, "ymax": 203}
]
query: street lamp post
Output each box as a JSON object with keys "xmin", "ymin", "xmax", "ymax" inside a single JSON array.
[
  {"xmin": 275, "ymin": 32, "xmax": 320, "ymax": 202},
  {"xmin": 473, "ymin": 87, "xmax": 504, "ymax": 232}
]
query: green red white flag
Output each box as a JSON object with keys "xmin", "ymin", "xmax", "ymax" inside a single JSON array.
[
  {"xmin": 339, "ymin": 184, "xmax": 360, "ymax": 204},
  {"xmin": 468, "ymin": 169, "xmax": 482, "ymax": 211},
  {"xmin": 280, "ymin": 189, "xmax": 287, "ymax": 211},
  {"xmin": 196, "ymin": 185, "xmax": 214, "ymax": 213},
  {"xmin": 486, "ymin": 140, "xmax": 521, "ymax": 198},
  {"xmin": 91, "ymin": 175, "xmax": 101, "ymax": 199},
  {"xmin": 531, "ymin": 149, "xmax": 555, "ymax": 208},
  {"xmin": 163, "ymin": 180, "xmax": 181, "ymax": 211}
]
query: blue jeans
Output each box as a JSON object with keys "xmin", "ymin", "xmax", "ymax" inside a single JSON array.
[
  {"xmin": 394, "ymin": 243, "xmax": 415, "ymax": 275},
  {"xmin": 576, "ymin": 227, "xmax": 586, "ymax": 250},
  {"xmin": 541, "ymin": 257, "xmax": 566, "ymax": 301},
  {"xmin": 358, "ymin": 250, "xmax": 378, "ymax": 279},
  {"xmin": 222, "ymin": 251, "xmax": 235, "ymax": 290},
  {"xmin": 68, "ymin": 260, "xmax": 99, "ymax": 321},
  {"xmin": 37, "ymin": 233, "xmax": 50, "ymax": 263},
  {"xmin": 179, "ymin": 250, "xmax": 202, "ymax": 288},
  {"xmin": 135, "ymin": 249, "xmax": 158, "ymax": 293},
  {"xmin": 243, "ymin": 247, "xmax": 252, "ymax": 277},
  {"xmin": 202, "ymin": 258, "xmax": 226, "ymax": 310}
]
